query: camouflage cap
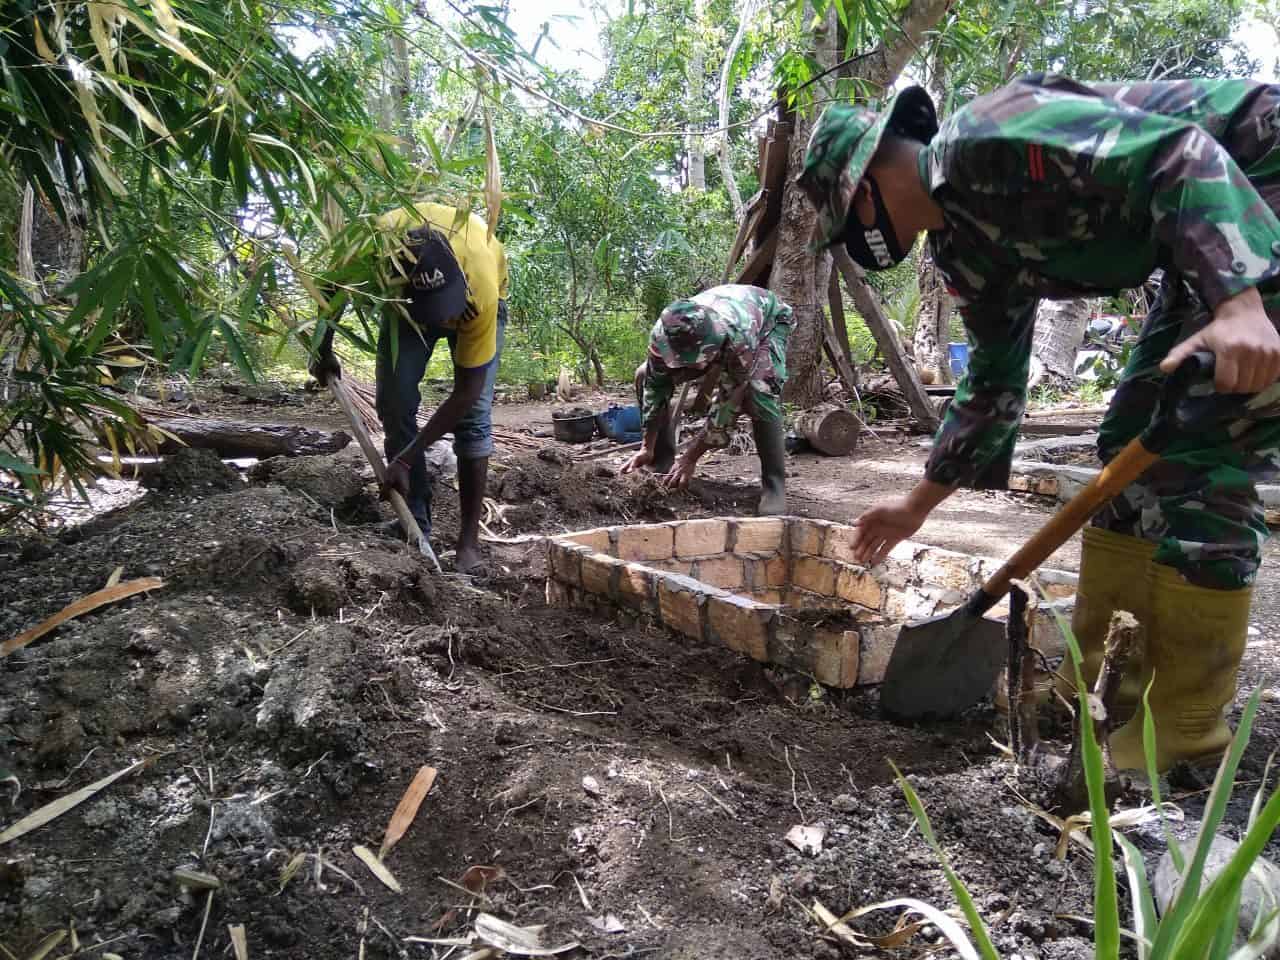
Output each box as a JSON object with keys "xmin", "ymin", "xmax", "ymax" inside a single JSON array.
[
  {"xmin": 649, "ymin": 299, "xmax": 728, "ymax": 371},
  {"xmin": 797, "ymin": 85, "xmax": 937, "ymax": 252}
]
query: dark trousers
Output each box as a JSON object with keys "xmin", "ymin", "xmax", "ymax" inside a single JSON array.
[{"xmin": 375, "ymin": 301, "xmax": 507, "ymax": 534}]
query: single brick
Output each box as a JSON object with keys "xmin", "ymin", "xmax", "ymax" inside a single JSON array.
[
  {"xmin": 707, "ymin": 594, "xmax": 773, "ymax": 661},
  {"xmin": 565, "ymin": 526, "xmax": 613, "ymax": 555},
  {"xmin": 793, "ymin": 555, "xmax": 838, "ymax": 597},
  {"xmin": 616, "ymin": 562, "xmax": 657, "ymax": 612},
  {"xmin": 858, "ymin": 623, "xmax": 898, "ymax": 684},
  {"xmin": 744, "ymin": 553, "xmax": 788, "ymax": 590},
  {"xmin": 731, "ymin": 517, "xmax": 785, "ymax": 555},
  {"xmin": 550, "ymin": 542, "xmax": 585, "ymax": 586},
  {"xmin": 693, "ymin": 555, "xmax": 745, "ymax": 591},
  {"xmin": 788, "ymin": 519, "xmax": 831, "ymax": 558},
  {"xmin": 581, "ymin": 553, "xmax": 622, "ymax": 597},
  {"xmin": 836, "ymin": 565, "xmax": 884, "ymax": 610},
  {"xmin": 812, "ymin": 628, "xmax": 860, "ymax": 688},
  {"xmin": 617, "ymin": 523, "xmax": 675, "ymax": 562},
  {"xmin": 675, "ymin": 519, "xmax": 729, "ymax": 558},
  {"xmin": 751, "ymin": 589, "xmax": 786, "ymax": 606},
  {"xmin": 917, "ymin": 548, "xmax": 980, "ymax": 593},
  {"xmin": 657, "ymin": 574, "xmax": 707, "ymax": 639},
  {"xmin": 822, "ymin": 526, "xmax": 860, "ymax": 565}
]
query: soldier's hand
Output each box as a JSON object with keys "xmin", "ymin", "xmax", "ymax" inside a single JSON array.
[
  {"xmin": 850, "ymin": 496, "xmax": 929, "ymax": 566},
  {"xmin": 1163, "ymin": 287, "xmax": 1280, "ymax": 393},
  {"xmin": 621, "ymin": 449, "xmax": 655, "ymax": 475},
  {"xmin": 661, "ymin": 456, "xmax": 697, "ymax": 491}
]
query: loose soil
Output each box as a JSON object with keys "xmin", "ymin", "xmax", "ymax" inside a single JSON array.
[{"xmin": 2, "ymin": 380, "xmax": 1278, "ymax": 959}]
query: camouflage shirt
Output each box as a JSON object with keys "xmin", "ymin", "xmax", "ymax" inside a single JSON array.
[
  {"xmin": 643, "ymin": 285, "xmax": 794, "ymax": 448},
  {"xmin": 924, "ymin": 74, "xmax": 1280, "ymax": 488}
]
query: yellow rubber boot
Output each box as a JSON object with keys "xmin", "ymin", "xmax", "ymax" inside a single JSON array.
[
  {"xmin": 1109, "ymin": 565, "xmax": 1250, "ymax": 773},
  {"xmin": 1056, "ymin": 528, "xmax": 1156, "ymax": 712}
]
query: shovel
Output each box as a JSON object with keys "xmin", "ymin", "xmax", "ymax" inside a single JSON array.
[{"xmin": 879, "ymin": 352, "xmax": 1235, "ymax": 721}]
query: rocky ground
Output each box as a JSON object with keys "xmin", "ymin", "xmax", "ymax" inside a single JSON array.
[{"xmin": 1, "ymin": 382, "xmax": 1277, "ymax": 959}]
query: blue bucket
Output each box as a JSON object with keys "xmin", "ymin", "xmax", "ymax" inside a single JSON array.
[
  {"xmin": 596, "ymin": 404, "xmax": 643, "ymax": 443},
  {"xmin": 948, "ymin": 342, "xmax": 970, "ymax": 378}
]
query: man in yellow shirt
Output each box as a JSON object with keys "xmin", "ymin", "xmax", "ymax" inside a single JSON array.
[{"xmin": 311, "ymin": 202, "xmax": 508, "ymax": 574}]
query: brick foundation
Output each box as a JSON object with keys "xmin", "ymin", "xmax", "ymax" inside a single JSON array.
[{"xmin": 548, "ymin": 518, "xmax": 1076, "ymax": 690}]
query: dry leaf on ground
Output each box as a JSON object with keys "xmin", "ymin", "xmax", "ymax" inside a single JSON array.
[
  {"xmin": 352, "ymin": 845, "xmax": 402, "ymax": 893},
  {"xmin": 473, "ymin": 913, "xmax": 578, "ymax": 956},
  {"xmin": 0, "ymin": 757, "xmax": 149, "ymax": 845},
  {"xmin": 379, "ymin": 765, "xmax": 437, "ymax": 859},
  {"xmin": 2, "ymin": 578, "xmax": 165, "ymax": 658}
]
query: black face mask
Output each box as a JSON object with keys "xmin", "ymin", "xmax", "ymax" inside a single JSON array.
[{"xmin": 843, "ymin": 175, "xmax": 908, "ymax": 271}]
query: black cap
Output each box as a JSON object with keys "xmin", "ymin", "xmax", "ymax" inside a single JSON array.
[{"xmin": 406, "ymin": 225, "xmax": 468, "ymax": 321}]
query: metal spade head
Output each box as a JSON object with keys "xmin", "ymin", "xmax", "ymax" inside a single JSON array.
[{"xmin": 879, "ymin": 607, "xmax": 1008, "ymax": 721}]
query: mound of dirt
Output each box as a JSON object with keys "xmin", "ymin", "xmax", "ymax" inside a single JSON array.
[
  {"xmin": 249, "ymin": 450, "xmax": 378, "ymax": 520},
  {"xmin": 140, "ymin": 447, "xmax": 240, "ymax": 493}
]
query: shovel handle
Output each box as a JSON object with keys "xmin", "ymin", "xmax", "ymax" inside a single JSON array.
[
  {"xmin": 970, "ymin": 351, "xmax": 1223, "ymax": 613},
  {"xmin": 973, "ymin": 437, "xmax": 1158, "ymax": 611}
]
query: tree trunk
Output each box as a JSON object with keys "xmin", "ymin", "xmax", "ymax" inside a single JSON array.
[
  {"xmin": 27, "ymin": 172, "xmax": 86, "ymax": 296},
  {"xmin": 388, "ymin": 0, "xmax": 416, "ymax": 160},
  {"xmin": 1032, "ymin": 298, "xmax": 1091, "ymax": 381},
  {"xmin": 770, "ymin": 1, "xmax": 837, "ymax": 406},
  {"xmin": 685, "ymin": 0, "xmax": 707, "ymax": 192},
  {"xmin": 769, "ymin": 0, "xmax": 952, "ymax": 405},
  {"xmin": 912, "ymin": 52, "xmax": 953, "ymax": 385},
  {"xmin": 914, "ymin": 253, "xmax": 953, "ymax": 384},
  {"xmin": 141, "ymin": 419, "xmax": 352, "ymax": 459}
]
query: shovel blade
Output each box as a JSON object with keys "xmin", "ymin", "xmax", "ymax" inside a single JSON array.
[{"xmin": 879, "ymin": 608, "xmax": 1008, "ymax": 721}]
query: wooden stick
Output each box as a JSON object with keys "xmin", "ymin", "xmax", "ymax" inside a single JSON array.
[
  {"xmin": 1095, "ymin": 610, "xmax": 1140, "ymax": 736},
  {"xmin": 1007, "ymin": 586, "xmax": 1027, "ymax": 761},
  {"xmin": 328, "ymin": 377, "xmax": 441, "ymax": 573}
]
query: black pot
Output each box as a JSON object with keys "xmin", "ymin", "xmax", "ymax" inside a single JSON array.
[{"xmin": 552, "ymin": 413, "xmax": 597, "ymax": 443}]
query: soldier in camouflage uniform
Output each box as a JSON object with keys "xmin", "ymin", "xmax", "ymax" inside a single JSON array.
[
  {"xmin": 622, "ymin": 285, "xmax": 794, "ymax": 515},
  {"xmin": 799, "ymin": 74, "xmax": 1280, "ymax": 771}
]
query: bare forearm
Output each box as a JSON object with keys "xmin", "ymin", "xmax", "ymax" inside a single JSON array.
[
  {"xmin": 905, "ymin": 478, "xmax": 955, "ymax": 517},
  {"xmin": 393, "ymin": 388, "xmax": 478, "ymax": 464},
  {"xmin": 682, "ymin": 433, "xmax": 712, "ymax": 468}
]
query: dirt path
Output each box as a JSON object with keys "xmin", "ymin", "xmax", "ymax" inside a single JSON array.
[{"xmin": 2, "ymin": 387, "xmax": 1277, "ymax": 959}]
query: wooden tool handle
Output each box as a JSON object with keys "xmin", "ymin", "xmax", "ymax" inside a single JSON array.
[
  {"xmin": 977, "ymin": 438, "xmax": 1159, "ymax": 609},
  {"xmin": 327, "ymin": 376, "xmax": 430, "ymax": 557}
]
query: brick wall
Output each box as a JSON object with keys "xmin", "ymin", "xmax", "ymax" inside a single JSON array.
[{"xmin": 548, "ymin": 518, "xmax": 1077, "ymax": 691}]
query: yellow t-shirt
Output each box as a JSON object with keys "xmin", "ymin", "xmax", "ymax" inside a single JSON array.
[{"xmin": 376, "ymin": 202, "xmax": 508, "ymax": 369}]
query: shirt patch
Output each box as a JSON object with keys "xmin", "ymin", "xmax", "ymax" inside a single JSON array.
[{"xmin": 1028, "ymin": 143, "xmax": 1045, "ymax": 182}]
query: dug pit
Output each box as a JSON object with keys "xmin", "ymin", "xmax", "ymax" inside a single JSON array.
[{"xmin": 548, "ymin": 517, "xmax": 1076, "ymax": 691}]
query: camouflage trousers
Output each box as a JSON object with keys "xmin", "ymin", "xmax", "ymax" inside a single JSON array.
[{"xmin": 1094, "ymin": 276, "xmax": 1280, "ymax": 590}]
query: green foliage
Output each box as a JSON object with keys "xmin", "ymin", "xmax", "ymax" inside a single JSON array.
[
  {"xmin": 872, "ymin": 594, "xmax": 1280, "ymax": 960},
  {"xmin": 1, "ymin": 0, "xmax": 1266, "ymax": 524}
]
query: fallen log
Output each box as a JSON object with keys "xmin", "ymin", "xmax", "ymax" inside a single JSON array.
[
  {"xmin": 146, "ymin": 418, "xmax": 351, "ymax": 459},
  {"xmin": 797, "ymin": 404, "xmax": 861, "ymax": 456}
]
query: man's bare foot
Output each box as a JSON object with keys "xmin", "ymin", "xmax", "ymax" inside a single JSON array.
[{"xmin": 455, "ymin": 541, "xmax": 485, "ymax": 575}]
